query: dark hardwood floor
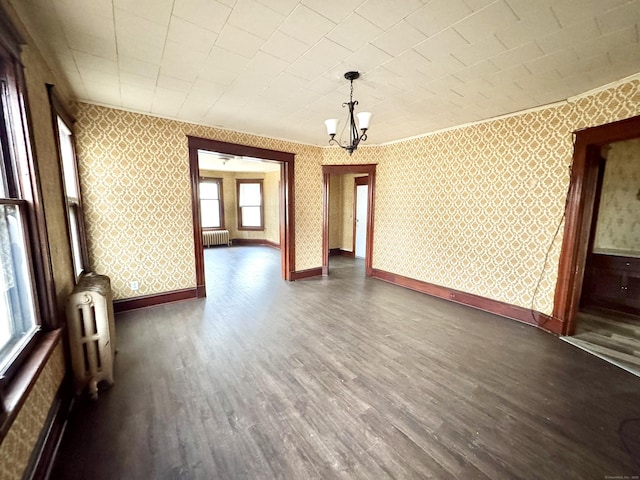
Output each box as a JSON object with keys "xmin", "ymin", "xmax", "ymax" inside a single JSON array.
[
  {"xmin": 51, "ymin": 246, "xmax": 640, "ymax": 479},
  {"xmin": 564, "ymin": 309, "xmax": 640, "ymax": 377}
]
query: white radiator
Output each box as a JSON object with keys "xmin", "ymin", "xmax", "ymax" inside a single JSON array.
[
  {"xmin": 203, "ymin": 229, "xmax": 230, "ymax": 247},
  {"xmin": 66, "ymin": 272, "xmax": 116, "ymax": 399}
]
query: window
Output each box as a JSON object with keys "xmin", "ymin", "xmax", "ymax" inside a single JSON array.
[
  {"xmin": 236, "ymin": 179, "xmax": 263, "ymax": 230},
  {"xmin": 0, "ymin": 204, "xmax": 38, "ymax": 373},
  {"xmin": 0, "ymin": 48, "xmax": 40, "ymax": 377},
  {"xmin": 54, "ymin": 112, "xmax": 88, "ymax": 279},
  {"xmin": 200, "ymin": 178, "xmax": 224, "ymax": 229}
]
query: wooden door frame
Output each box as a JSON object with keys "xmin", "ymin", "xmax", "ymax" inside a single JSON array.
[
  {"xmin": 352, "ymin": 175, "xmax": 369, "ymax": 256},
  {"xmin": 322, "ymin": 164, "xmax": 376, "ymax": 276},
  {"xmin": 553, "ymin": 115, "xmax": 640, "ymax": 335},
  {"xmin": 188, "ymin": 136, "xmax": 295, "ymax": 297}
]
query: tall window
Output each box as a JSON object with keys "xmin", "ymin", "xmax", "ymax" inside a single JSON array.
[
  {"xmin": 236, "ymin": 179, "xmax": 263, "ymax": 230},
  {"xmin": 55, "ymin": 113, "xmax": 88, "ymax": 279},
  {"xmin": 0, "ymin": 48, "xmax": 40, "ymax": 376},
  {"xmin": 200, "ymin": 178, "xmax": 224, "ymax": 229}
]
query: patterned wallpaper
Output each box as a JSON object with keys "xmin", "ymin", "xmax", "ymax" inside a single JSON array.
[
  {"xmin": 367, "ymin": 79, "xmax": 640, "ymax": 315},
  {"xmin": 75, "ymin": 77, "xmax": 640, "ymax": 314},
  {"xmin": 200, "ymin": 170, "xmax": 280, "ymax": 244},
  {"xmin": 328, "ymin": 175, "xmax": 342, "ymax": 249},
  {"xmin": 340, "ymin": 174, "xmax": 358, "ymax": 252},
  {"xmin": 328, "ymin": 173, "xmax": 358, "ymax": 251},
  {"xmin": 0, "ymin": 343, "xmax": 65, "ymax": 480},
  {"xmin": 593, "ymin": 138, "xmax": 640, "ymax": 253},
  {"xmin": 370, "ymin": 111, "xmax": 573, "ymax": 315},
  {"xmin": 263, "ymin": 171, "xmax": 280, "ymax": 245},
  {"xmin": 74, "ymin": 105, "xmax": 321, "ymax": 299},
  {"xmin": 342, "ymin": 174, "xmax": 362, "ymax": 252}
]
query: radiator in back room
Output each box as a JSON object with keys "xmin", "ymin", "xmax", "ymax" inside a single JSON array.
[
  {"xmin": 66, "ymin": 272, "xmax": 116, "ymax": 399},
  {"xmin": 203, "ymin": 229, "xmax": 230, "ymax": 247}
]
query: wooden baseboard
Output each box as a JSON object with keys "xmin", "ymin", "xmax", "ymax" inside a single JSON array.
[
  {"xmin": 291, "ymin": 267, "xmax": 323, "ymax": 280},
  {"xmin": 329, "ymin": 248, "xmax": 354, "ymax": 257},
  {"xmin": 231, "ymin": 238, "xmax": 280, "ymax": 249},
  {"xmin": 25, "ymin": 376, "xmax": 72, "ymax": 480},
  {"xmin": 114, "ymin": 288, "xmax": 198, "ymax": 313},
  {"xmin": 371, "ymin": 269, "xmax": 562, "ymax": 334}
]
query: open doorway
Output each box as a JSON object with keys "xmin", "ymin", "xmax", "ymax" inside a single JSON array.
[
  {"xmin": 188, "ymin": 137, "xmax": 295, "ymax": 296},
  {"xmin": 198, "ymin": 151, "xmax": 281, "ymax": 246},
  {"xmin": 564, "ymin": 138, "xmax": 640, "ymax": 374},
  {"xmin": 554, "ymin": 115, "xmax": 640, "ymax": 374},
  {"xmin": 354, "ymin": 176, "xmax": 368, "ymax": 259},
  {"xmin": 322, "ymin": 164, "xmax": 376, "ymax": 276},
  {"xmin": 197, "ymin": 151, "xmax": 282, "ymax": 292},
  {"xmin": 579, "ymin": 141, "xmax": 640, "ymax": 318},
  {"xmin": 326, "ymin": 173, "xmax": 367, "ymax": 258}
]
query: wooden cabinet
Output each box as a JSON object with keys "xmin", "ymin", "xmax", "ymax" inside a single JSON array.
[{"xmin": 582, "ymin": 253, "xmax": 640, "ymax": 315}]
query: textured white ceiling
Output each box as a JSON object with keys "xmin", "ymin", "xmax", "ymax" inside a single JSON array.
[{"xmin": 12, "ymin": 0, "xmax": 640, "ymax": 146}]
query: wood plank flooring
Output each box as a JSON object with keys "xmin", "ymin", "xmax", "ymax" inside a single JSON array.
[
  {"xmin": 51, "ymin": 246, "xmax": 640, "ymax": 479},
  {"xmin": 563, "ymin": 309, "xmax": 640, "ymax": 376}
]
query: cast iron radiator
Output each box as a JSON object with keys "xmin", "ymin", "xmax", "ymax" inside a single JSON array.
[
  {"xmin": 66, "ymin": 272, "xmax": 116, "ymax": 399},
  {"xmin": 203, "ymin": 229, "xmax": 230, "ymax": 247}
]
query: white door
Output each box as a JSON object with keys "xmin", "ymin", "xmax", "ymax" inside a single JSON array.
[{"xmin": 355, "ymin": 184, "xmax": 368, "ymax": 258}]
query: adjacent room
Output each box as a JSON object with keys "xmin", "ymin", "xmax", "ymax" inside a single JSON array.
[
  {"xmin": 1, "ymin": 0, "xmax": 640, "ymax": 478},
  {"xmin": 563, "ymin": 137, "xmax": 640, "ymax": 375},
  {"xmin": 326, "ymin": 172, "xmax": 370, "ymax": 274},
  {"xmin": 197, "ymin": 149, "xmax": 283, "ymax": 292}
]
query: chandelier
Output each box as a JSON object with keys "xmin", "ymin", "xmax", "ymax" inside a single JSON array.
[{"xmin": 324, "ymin": 71, "xmax": 372, "ymax": 155}]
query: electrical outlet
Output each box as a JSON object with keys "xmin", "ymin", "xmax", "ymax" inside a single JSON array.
[{"xmin": 130, "ymin": 281, "xmax": 139, "ymax": 291}]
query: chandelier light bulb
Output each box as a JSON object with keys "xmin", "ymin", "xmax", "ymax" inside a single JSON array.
[
  {"xmin": 324, "ymin": 118, "xmax": 338, "ymax": 136},
  {"xmin": 357, "ymin": 111, "xmax": 372, "ymax": 131}
]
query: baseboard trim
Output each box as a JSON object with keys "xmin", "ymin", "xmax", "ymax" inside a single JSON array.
[
  {"xmin": 231, "ymin": 238, "xmax": 280, "ymax": 249},
  {"xmin": 291, "ymin": 267, "xmax": 323, "ymax": 280},
  {"xmin": 114, "ymin": 288, "xmax": 199, "ymax": 313},
  {"xmin": 371, "ymin": 269, "xmax": 562, "ymax": 334},
  {"xmin": 329, "ymin": 248, "xmax": 354, "ymax": 257},
  {"xmin": 25, "ymin": 376, "xmax": 72, "ymax": 480}
]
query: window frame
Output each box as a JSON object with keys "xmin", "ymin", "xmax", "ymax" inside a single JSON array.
[
  {"xmin": 48, "ymin": 85, "xmax": 90, "ymax": 280},
  {"xmin": 0, "ymin": 46, "xmax": 42, "ymax": 385},
  {"xmin": 0, "ymin": 12, "xmax": 60, "ymax": 439},
  {"xmin": 236, "ymin": 179, "xmax": 264, "ymax": 231},
  {"xmin": 199, "ymin": 177, "xmax": 225, "ymax": 230}
]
